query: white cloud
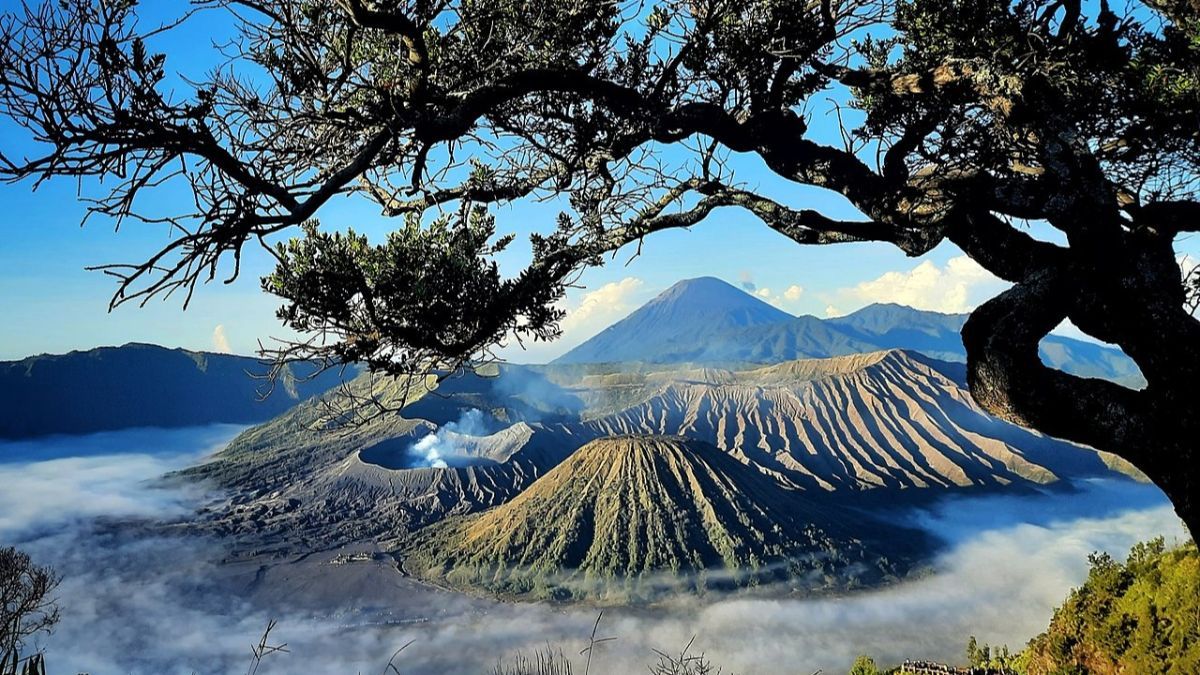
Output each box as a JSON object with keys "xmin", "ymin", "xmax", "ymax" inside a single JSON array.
[
  {"xmin": 7, "ymin": 437, "xmax": 1181, "ymax": 675},
  {"xmin": 559, "ymin": 277, "xmax": 645, "ymax": 337},
  {"xmin": 825, "ymin": 304, "xmax": 845, "ymax": 318},
  {"xmin": 211, "ymin": 324, "xmax": 232, "ymax": 354},
  {"xmin": 501, "ymin": 277, "xmax": 647, "ymax": 363},
  {"xmin": 835, "ymin": 255, "xmax": 1008, "ymax": 314},
  {"xmin": 751, "ymin": 284, "xmax": 805, "ymax": 310},
  {"xmin": 0, "ymin": 425, "xmax": 241, "ymax": 537}
]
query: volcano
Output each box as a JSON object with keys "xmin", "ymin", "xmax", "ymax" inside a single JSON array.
[
  {"xmin": 403, "ymin": 435, "xmax": 919, "ymax": 602},
  {"xmin": 553, "ymin": 277, "xmax": 795, "ymax": 364}
]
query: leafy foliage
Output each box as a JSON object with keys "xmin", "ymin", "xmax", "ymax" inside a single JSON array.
[
  {"xmin": 1021, "ymin": 538, "xmax": 1200, "ymax": 674},
  {"xmin": 964, "ymin": 635, "xmax": 1020, "ymax": 673},
  {"xmin": 848, "ymin": 654, "xmax": 882, "ymax": 675},
  {"xmin": 265, "ymin": 206, "xmax": 563, "ymax": 376}
]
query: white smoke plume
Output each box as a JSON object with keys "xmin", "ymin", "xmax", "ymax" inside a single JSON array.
[
  {"xmin": 211, "ymin": 324, "xmax": 233, "ymax": 354},
  {"xmin": 406, "ymin": 408, "xmax": 488, "ymax": 468}
]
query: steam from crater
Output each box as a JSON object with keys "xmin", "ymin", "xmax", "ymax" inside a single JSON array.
[{"xmin": 407, "ymin": 408, "xmax": 487, "ymax": 468}]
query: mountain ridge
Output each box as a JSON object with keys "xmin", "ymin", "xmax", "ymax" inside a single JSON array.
[
  {"xmin": 0, "ymin": 343, "xmax": 348, "ymax": 439},
  {"xmin": 188, "ymin": 349, "xmax": 1143, "ymax": 559},
  {"xmin": 553, "ymin": 278, "xmax": 1144, "ymax": 387},
  {"xmin": 569, "ymin": 348, "xmax": 1142, "ymax": 492},
  {"xmin": 554, "ymin": 276, "xmax": 794, "ymax": 364}
]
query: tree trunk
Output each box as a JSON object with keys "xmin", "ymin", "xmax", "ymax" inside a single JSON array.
[{"xmin": 962, "ymin": 269, "xmax": 1200, "ymax": 540}]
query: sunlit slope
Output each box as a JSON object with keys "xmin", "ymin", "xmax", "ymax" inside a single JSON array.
[
  {"xmin": 573, "ymin": 350, "xmax": 1143, "ymax": 491},
  {"xmin": 405, "ymin": 435, "xmax": 918, "ymax": 602},
  {"xmin": 1021, "ymin": 539, "xmax": 1200, "ymax": 673}
]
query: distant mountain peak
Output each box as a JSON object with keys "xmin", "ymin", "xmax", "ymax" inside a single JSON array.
[
  {"xmin": 553, "ymin": 277, "xmax": 793, "ymax": 364},
  {"xmin": 551, "ymin": 277, "xmax": 1140, "ymax": 385},
  {"xmin": 656, "ymin": 275, "xmax": 743, "ymax": 296},
  {"xmin": 648, "ymin": 276, "xmax": 787, "ymax": 311},
  {"xmin": 840, "ymin": 302, "xmax": 966, "ymax": 321}
]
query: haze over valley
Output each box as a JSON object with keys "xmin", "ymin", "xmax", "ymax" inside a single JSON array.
[
  {"xmin": 4, "ymin": 0, "xmax": 1199, "ymax": 670},
  {"xmin": 1, "ymin": 425, "xmax": 1183, "ymax": 673}
]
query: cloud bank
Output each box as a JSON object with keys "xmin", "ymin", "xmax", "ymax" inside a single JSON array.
[
  {"xmin": 0, "ymin": 426, "xmax": 241, "ymax": 539},
  {"xmin": 501, "ymin": 277, "xmax": 647, "ymax": 362},
  {"xmin": 558, "ymin": 277, "xmax": 645, "ymax": 341},
  {"xmin": 835, "ymin": 255, "xmax": 1009, "ymax": 314}
]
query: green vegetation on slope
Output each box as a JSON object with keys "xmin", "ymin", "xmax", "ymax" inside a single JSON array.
[
  {"xmin": 852, "ymin": 539, "xmax": 1198, "ymax": 674},
  {"xmin": 1022, "ymin": 538, "xmax": 1199, "ymax": 674}
]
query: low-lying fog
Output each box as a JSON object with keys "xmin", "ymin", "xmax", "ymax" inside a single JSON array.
[{"xmin": 0, "ymin": 427, "xmax": 1187, "ymax": 675}]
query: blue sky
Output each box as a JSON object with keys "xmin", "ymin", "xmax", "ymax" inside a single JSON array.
[
  {"xmin": 0, "ymin": 161, "xmax": 989, "ymax": 362},
  {"xmin": 1, "ymin": 1, "xmax": 1194, "ymax": 363}
]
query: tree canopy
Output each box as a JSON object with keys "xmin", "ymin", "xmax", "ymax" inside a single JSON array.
[
  {"xmin": 1022, "ymin": 538, "xmax": 1200, "ymax": 674},
  {"xmin": 1, "ymin": 1, "xmax": 1198, "ymax": 532}
]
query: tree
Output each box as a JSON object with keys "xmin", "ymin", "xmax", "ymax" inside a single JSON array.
[
  {"xmin": 0, "ymin": 1, "xmax": 1198, "ymax": 533},
  {"xmin": 967, "ymin": 635, "xmax": 980, "ymax": 667},
  {"xmin": 0, "ymin": 547, "xmax": 60, "ymax": 672},
  {"xmin": 849, "ymin": 654, "xmax": 881, "ymax": 675},
  {"xmin": 1021, "ymin": 538, "xmax": 1200, "ymax": 674}
]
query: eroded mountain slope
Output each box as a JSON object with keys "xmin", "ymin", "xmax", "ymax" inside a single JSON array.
[
  {"xmin": 571, "ymin": 351, "xmax": 1140, "ymax": 492},
  {"xmin": 405, "ymin": 435, "xmax": 920, "ymax": 602},
  {"xmin": 187, "ymin": 350, "xmax": 1140, "ymax": 557}
]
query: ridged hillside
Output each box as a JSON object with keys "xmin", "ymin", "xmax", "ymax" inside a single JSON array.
[
  {"xmin": 405, "ymin": 435, "xmax": 919, "ymax": 602},
  {"xmin": 188, "ymin": 350, "xmax": 1141, "ymax": 557},
  {"xmin": 184, "ymin": 365, "xmax": 586, "ymax": 552},
  {"xmin": 573, "ymin": 350, "xmax": 1142, "ymax": 492}
]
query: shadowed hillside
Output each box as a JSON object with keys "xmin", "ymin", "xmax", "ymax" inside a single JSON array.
[
  {"xmin": 0, "ymin": 343, "xmax": 348, "ymax": 440},
  {"xmin": 404, "ymin": 435, "xmax": 922, "ymax": 602}
]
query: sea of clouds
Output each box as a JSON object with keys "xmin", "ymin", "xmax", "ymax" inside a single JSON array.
[{"xmin": 0, "ymin": 427, "xmax": 1188, "ymax": 674}]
